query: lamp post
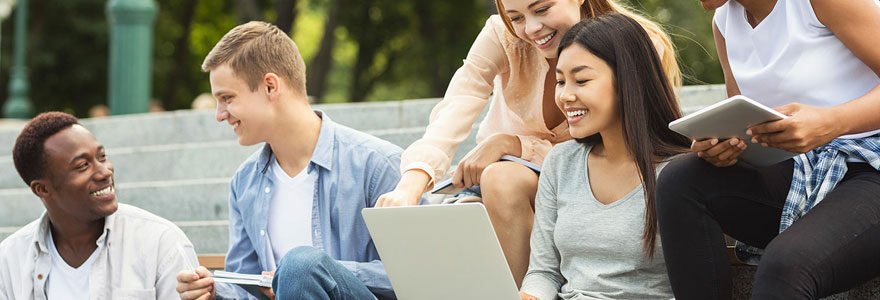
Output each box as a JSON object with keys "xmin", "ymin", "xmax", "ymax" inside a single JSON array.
[
  {"xmin": 3, "ymin": 0, "xmax": 32, "ymax": 119},
  {"xmin": 106, "ymin": 0, "xmax": 157, "ymax": 115}
]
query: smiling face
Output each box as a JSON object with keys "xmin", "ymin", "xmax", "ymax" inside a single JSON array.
[
  {"xmin": 210, "ymin": 64, "xmax": 276, "ymax": 146},
  {"xmin": 38, "ymin": 125, "xmax": 117, "ymax": 222},
  {"xmin": 555, "ymin": 44, "xmax": 619, "ymax": 139},
  {"xmin": 502, "ymin": 0, "xmax": 584, "ymax": 59}
]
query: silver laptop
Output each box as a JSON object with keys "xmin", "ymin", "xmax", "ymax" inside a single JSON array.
[{"xmin": 362, "ymin": 203, "xmax": 520, "ymax": 300}]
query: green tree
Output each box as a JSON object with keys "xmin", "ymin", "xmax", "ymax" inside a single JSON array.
[
  {"xmin": 622, "ymin": 0, "xmax": 723, "ymax": 84},
  {"xmin": 0, "ymin": 0, "xmax": 723, "ymax": 117},
  {"xmin": 335, "ymin": 0, "xmax": 484, "ymax": 102},
  {"xmin": 0, "ymin": 0, "xmax": 108, "ymax": 116},
  {"xmin": 153, "ymin": 0, "xmax": 237, "ymax": 111}
]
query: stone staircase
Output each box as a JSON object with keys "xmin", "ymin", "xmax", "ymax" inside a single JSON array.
[{"xmin": 1, "ymin": 85, "xmax": 877, "ymax": 298}]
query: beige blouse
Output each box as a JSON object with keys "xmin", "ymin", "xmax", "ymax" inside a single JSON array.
[
  {"xmin": 400, "ymin": 15, "xmax": 571, "ymax": 186},
  {"xmin": 401, "ymin": 14, "xmax": 668, "ymax": 186}
]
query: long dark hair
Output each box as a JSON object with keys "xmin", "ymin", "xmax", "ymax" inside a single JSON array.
[{"xmin": 557, "ymin": 13, "xmax": 690, "ymax": 258}]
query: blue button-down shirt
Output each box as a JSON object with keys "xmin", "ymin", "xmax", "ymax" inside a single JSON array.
[{"xmin": 217, "ymin": 111, "xmax": 417, "ymax": 300}]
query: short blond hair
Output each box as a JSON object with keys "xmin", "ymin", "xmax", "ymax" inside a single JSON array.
[{"xmin": 202, "ymin": 21, "xmax": 307, "ymax": 96}]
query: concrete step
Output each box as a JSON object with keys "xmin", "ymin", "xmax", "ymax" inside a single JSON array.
[
  {"xmin": 0, "ymin": 85, "xmax": 721, "ymax": 188},
  {"xmin": 0, "ymin": 128, "xmax": 476, "ymax": 225},
  {"xmin": 0, "ymin": 141, "xmax": 258, "ymax": 189},
  {"xmin": 0, "ymin": 98, "xmax": 450, "ymax": 156},
  {"xmin": 0, "ymin": 127, "xmax": 479, "ymax": 189},
  {"xmin": 0, "ymin": 85, "xmax": 726, "ymax": 156},
  {"xmin": 0, "ymin": 179, "xmax": 232, "ymax": 227},
  {"xmin": 178, "ymin": 222, "xmax": 229, "ymax": 254},
  {"xmin": 0, "ymin": 85, "xmax": 727, "ymax": 256}
]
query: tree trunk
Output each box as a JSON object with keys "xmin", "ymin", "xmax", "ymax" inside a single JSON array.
[
  {"xmin": 349, "ymin": 47, "xmax": 399, "ymax": 102},
  {"xmin": 306, "ymin": 0, "xmax": 341, "ymax": 102},
  {"xmin": 413, "ymin": 3, "xmax": 446, "ymax": 97},
  {"xmin": 274, "ymin": 0, "xmax": 297, "ymax": 34},
  {"xmin": 349, "ymin": 44, "xmax": 376, "ymax": 102},
  {"xmin": 236, "ymin": 0, "xmax": 261, "ymax": 23},
  {"xmin": 162, "ymin": 0, "xmax": 198, "ymax": 110}
]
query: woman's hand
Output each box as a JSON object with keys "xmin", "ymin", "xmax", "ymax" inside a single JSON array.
[
  {"xmin": 692, "ymin": 138, "xmax": 747, "ymax": 167},
  {"xmin": 376, "ymin": 170, "xmax": 431, "ymax": 207},
  {"xmin": 452, "ymin": 133, "xmax": 521, "ymax": 188},
  {"xmin": 748, "ymin": 103, "xmax": 845, "ymax": 153},
  {"xmin": 520, "ymin": 292, "xmax": 540, "ymax": 300}
]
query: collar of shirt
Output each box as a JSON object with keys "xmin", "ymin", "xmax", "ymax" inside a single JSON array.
[
  {"xmin": 32, "ymin": 211, "xmax": 114, "ymax": 255},
  {"xmin": 257, "ymin": 110, "xmax": 336, "ymax": 175},
  {"xmin": 29, "ymin": 210, "xmax": 113, "ymax": 300}
]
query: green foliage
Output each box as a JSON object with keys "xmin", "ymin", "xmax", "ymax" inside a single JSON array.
[
  {"xmin": 621, "ymin": 0, "xmax": 723, "ymax": 84},
  {"xmin": 0, "ymin": 0, "xmax": 724, "ymax": 117},
  {"xmin": 154, "ymin": 0, "xmax": 237, "ymax": 110},
  {"xmin": 1, "ymin": 0, "xmax": 109, "ymax": 116}
]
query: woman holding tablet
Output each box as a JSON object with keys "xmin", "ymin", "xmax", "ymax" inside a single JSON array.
[
  {"xmin": 656, "ymin": 0, "xmax": 880, "ymax": 299},
  {"xmin": 519, "ymin": 14, "xmax": 689, "ymax": 300},
  {"xmin": 375, "ymin": 0, "xmax": 680, "ymax": 287}
]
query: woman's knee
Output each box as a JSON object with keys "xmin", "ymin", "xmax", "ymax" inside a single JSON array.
[
  {"xmin": 752, "ymin": 239, "xmax": 819, "ymax": 298},
  {"xmin": 658, "ymin": 153, "xmax": 708, "ymax": 191},
  {"xmin": 656, "ymin": 154, "xmax": 710, "ymax": 207},
  {"xmin": 480, "ymin": 161, "xmax": 537, "ymax": 207},
  {"xmin": 480, "ymin": 162, "xmax": 537, "ymax": 192}
]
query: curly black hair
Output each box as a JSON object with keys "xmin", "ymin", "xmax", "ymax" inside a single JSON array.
[{"xmin": 12, "ymin": 112, "xmax": 80, "ymax": 185}]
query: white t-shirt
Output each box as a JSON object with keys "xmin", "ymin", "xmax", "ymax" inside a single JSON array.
[
  {"xmin": 268, "ymin": 159, "xmax": 316, "ymax": 266},
  {"xmin": 46, "ymin": 231, "xmax": 99, "ymax": 300}
]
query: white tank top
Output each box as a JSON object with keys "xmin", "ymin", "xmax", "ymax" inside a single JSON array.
[{"xmin": 715, "ymin": 0, "xmax": 880, "ymax": 139}]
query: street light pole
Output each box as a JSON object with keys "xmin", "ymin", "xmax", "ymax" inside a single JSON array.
[
  {"xmin": 3, "ymin": 0, "xmax": 32, "ymax": 119},
  {"xmin": 106, "ymin": 0, "xmax": 157, "ymax": 115}
]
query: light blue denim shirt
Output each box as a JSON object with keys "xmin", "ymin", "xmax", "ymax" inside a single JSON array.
[{"xmin": 217, "ymin": 111, "xmax": 418, "ymax": 300}]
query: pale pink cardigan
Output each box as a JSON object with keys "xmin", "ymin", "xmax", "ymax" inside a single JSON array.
[{"xmin": 400, "ymin": 15, "xmax": 572, "ymax": 186}]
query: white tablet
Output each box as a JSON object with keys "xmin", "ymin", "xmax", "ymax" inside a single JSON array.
[{"xmin": 668, "ymin": 95, "xmax": 797, "ymax": 167}]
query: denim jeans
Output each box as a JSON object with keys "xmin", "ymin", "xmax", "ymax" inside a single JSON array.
[{"xmin": 273, "ymin": 246, "xmax": 378, "ymax": 300}]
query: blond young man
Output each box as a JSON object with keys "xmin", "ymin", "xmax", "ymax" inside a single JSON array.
[{"xmin": 175, "ymin": 21, "xmax": 413, "ymax": 300}]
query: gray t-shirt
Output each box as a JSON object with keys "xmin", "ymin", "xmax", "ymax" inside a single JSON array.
[{"xmin": 520, "ymin": 141, "xmax": 674, "ymax": 300}]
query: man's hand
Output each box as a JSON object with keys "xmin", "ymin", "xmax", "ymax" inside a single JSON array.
[
  {"xmin": 177, "ymin": 266, "xmax": 215, "ymax": 300},
  {"xmin": 257, "ymin": 270, "xmax": 276, "ymax": 300},
  {"xmin": 692, "ymin": 138, "xmax": 747, "ymax": 167}
]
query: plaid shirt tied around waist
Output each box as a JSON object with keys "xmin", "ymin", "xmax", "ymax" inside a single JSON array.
[{"xmin": 736, "ymin": 134, "xmax": 880, "ymax": 264}]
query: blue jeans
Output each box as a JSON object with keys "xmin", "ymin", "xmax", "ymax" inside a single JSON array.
[{"xmin": 273, "ymin": 246, "xmax": 378, "ymax": 300}]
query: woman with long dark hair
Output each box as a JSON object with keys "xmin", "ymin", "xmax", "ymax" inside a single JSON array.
[
  {"xmin": 519, "ymin": 14, "xmax": 689, "ymax": 300},
  {"xmin": 376, "ymin": 0, "xmax": 680, "ymax": 286}
]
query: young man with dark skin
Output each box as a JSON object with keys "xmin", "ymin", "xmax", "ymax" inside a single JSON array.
[{"xmin": 0, "ymin": 112, "xmax": 199, "ymax": 299}]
